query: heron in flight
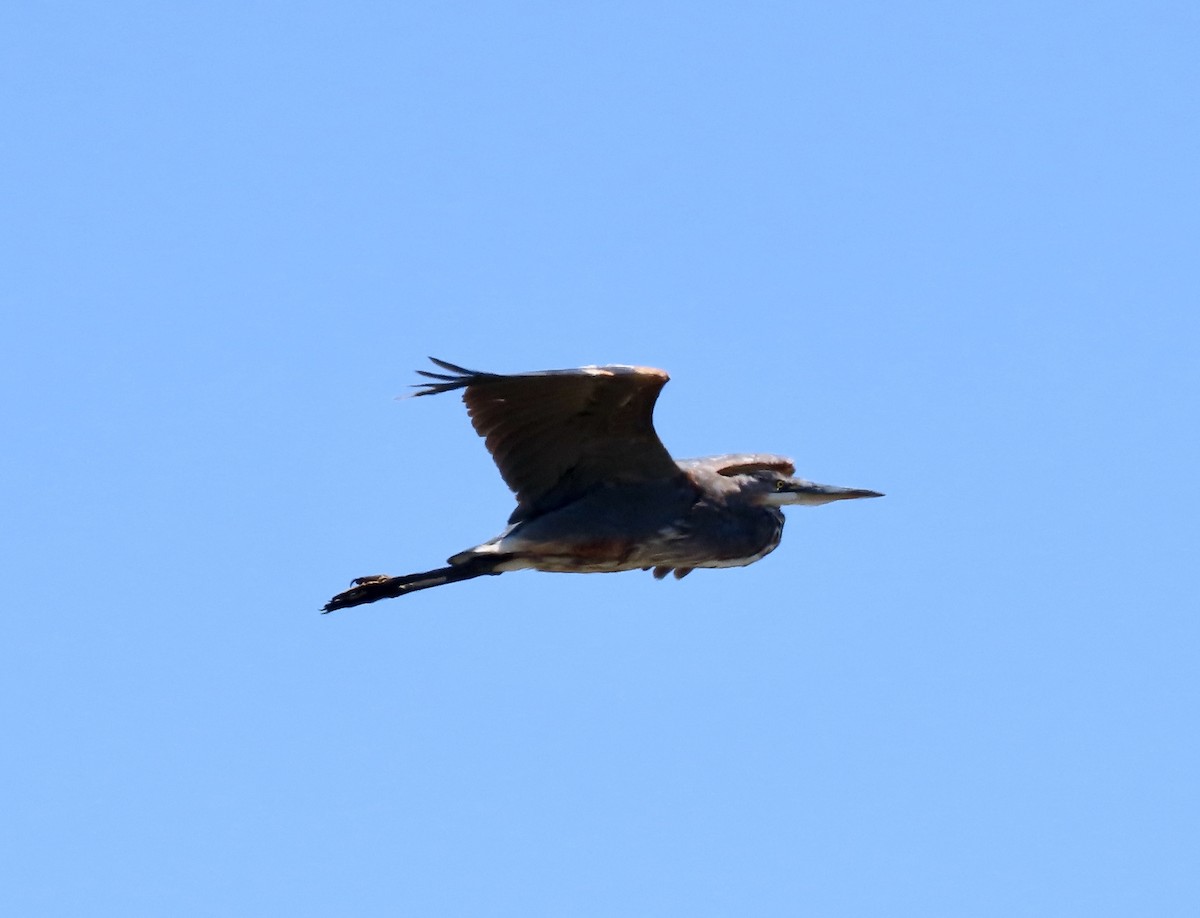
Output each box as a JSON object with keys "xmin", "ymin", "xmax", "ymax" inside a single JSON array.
[{"xmin": 323, "ymin": 358, "xmax": 882, "ymax": 612}]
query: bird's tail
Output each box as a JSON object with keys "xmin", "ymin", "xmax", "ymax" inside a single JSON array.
[{"xmin": 322, "ymin": 556, "xmax": 507, "ymax": 612}]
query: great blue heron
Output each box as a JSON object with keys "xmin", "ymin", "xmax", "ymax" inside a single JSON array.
[{"xmin": 323, "ymin": 358, "xmax": 882, "ymax": 612}]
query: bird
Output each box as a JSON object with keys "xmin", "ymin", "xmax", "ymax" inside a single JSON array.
[{"xmin": 323, "ymin": 358, "xmax": 882, "ymax": 612}]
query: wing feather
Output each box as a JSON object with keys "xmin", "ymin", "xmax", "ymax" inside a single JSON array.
[{"xmin": 412, "ymin": 358, "xmax": 683, "ymax": 518}]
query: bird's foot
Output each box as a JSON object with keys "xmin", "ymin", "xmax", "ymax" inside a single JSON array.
[{"xmin": 324, "ymin": 574, "xmax": 397, "ymax": 613}]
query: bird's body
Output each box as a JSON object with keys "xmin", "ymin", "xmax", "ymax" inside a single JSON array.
[
  {"xmin": 324, "ymin": 359, "xmax": 881, "ymax": 612},
  {"xmin": 452, "ymin": 467, "xmax": 784, "ymax": 577}
]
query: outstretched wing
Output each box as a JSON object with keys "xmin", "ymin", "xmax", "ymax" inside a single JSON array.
[
  {"xmin": 413, "ymin": 358, "xmax": 685, "ymax": 519},
  {"xmin": 676, "ymin": 454, "xmax": 796, "ymax": 477}
]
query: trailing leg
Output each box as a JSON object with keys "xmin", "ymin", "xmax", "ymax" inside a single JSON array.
[{"xmin": 322, "ymin": 556, "xmax": 508, "ymax": 612}]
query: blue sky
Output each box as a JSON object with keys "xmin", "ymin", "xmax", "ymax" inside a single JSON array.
[{"xmin": 4, "ymin": 2, "xmax": 1198, "ymax": 915}]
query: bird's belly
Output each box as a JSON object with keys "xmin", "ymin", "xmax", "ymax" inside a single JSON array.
[
  {"xmin": 494, "ymin": 525, "xmax": 782, "ymax": 575},
  {"xmin": 504, "ymin": 536, "xmax": 667, "ymax": 574},
  {"xmin": 475, "ymin": 493, "xmax": 786, "ymax": 575},
  {"xmin": 526, "ymin": 537, "xmax": 647, "ymax": 573}
]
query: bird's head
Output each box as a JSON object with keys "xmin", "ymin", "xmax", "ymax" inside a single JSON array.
[{"xmin": 741, "ymin": 470, "xmax": 884, "ymax": 507}]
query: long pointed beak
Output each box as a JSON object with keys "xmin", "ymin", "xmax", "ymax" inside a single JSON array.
[{"xmin": 787, "ymin": 481, "xmax": 885, "ymax": 506}]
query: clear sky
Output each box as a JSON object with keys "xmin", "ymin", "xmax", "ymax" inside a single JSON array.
[{"xmin": 4, "ymin": 2, "xmax": 1198, "ymax": 915}]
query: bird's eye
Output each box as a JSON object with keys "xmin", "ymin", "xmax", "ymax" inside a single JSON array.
[{"xmin": 774, "ymin": 479, "xmax": 788, "ymax": 491}]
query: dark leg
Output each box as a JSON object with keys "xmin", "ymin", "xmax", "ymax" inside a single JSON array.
[{"xmin": 322, "ymin": 556, "xmax": 508, "ymax": 612}]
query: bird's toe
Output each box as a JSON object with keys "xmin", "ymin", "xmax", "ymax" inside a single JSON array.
[{"xmin": 351, "ymin": 574, "xmax": 391, "ymax": 586}]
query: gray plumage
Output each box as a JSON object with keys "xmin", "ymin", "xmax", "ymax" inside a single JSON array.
[{"xmin": 323, "ymin": 358, "xmax": 882, "ymax": 612}]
